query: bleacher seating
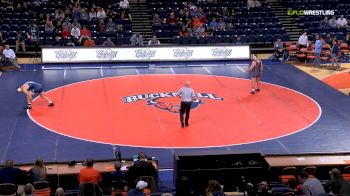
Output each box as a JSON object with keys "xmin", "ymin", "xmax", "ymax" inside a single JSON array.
[
  {"xmin": 148, "ymin": 0, "xmax": 287, "ymax": 46},
  {"xmin": 0, "ymin": 0, "xmax": 132, "ymax": 48},
  {"xmin": 289, "ymin": 0, "xmax": 350, "ymax": 38}
]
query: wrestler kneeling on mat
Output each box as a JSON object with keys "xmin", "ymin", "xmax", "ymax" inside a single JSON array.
[{"xmin": 17, "ymin": 81, "xmax": 54, "ymax": 109}]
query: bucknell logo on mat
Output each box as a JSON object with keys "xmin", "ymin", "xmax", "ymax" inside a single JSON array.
[{"xmin": 123, "ymin": 92, "xmax": 224, "ymax": 113}]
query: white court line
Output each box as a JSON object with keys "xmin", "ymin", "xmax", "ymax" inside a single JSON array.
[
  {"xmin": 100, "ymin": 68, "xmax": 104, "ymax": 77},
  {"xmin": 169, "ymin": 67, "xmax": 176, "ymax": 74},
  {"xmin": 277, "ymin": 140, "xmax": 292, "ymax": 154},
  {"xmin": 187, "ymin": 64, "xmax": 205, "ymax": 67},
  {"xmin": 110, "ymin": 65, "xmax": 146, "ymax": 68},
  {"xmin": 42, "ymin": 66, "xmax": 66, "ymax": 70},
  {"xmin": 203, "ymin": 66, "xmax": 212, "ymax": 74},
  {"xmin": 159, "ymin": 168, "xmax": 174, "ymax": 172},
  {"xmin": 70, "ymin": 66, "xmax": 102, "ymax": 69},
  {"xmin": 264, "ymin": 63, "xmax": 272, "ymax": 70},
  {"xmin": 27, "ymin": 74, "xmax": 322, "ymax": 149},
  {"xmin": 226, "ymin": 63, "xmax": 250, "ymax": 66},
  {"xmin": 234, "ymin": 65, "xmax": 247, "ymax": 73}
]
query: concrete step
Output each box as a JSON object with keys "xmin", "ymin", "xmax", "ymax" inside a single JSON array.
[
  {"xmin": 130, "ymin": 4, "xmax": 147, "ymax": 6},
  {"xmin": 129, "ymin": 12, "xmax": 151, "ymax": 15},
  {"xmin": 132, "ymin": 20, "xmax": 151, "ymax": 23},
  {"xmin": 280, "ymin": 21, "xmax": 293, "ymax": 24},
  {"xmin": 132, "ymin": 21, "xmax": 151, "ymax": 23},
  {"xmin": 132, "ymin": 28, "xmax": 152, "ymax": 31},
  {"xmin": 132, "ymin": 18, "xmax": 151, "ymax": 21},
  {"xmin": 132, "ymin": 23, "xmax": 152, "ymax": 29},
  {"xmin": 129, "ymin": 8, "xmax": 147, "ymax": 10},
  {"xmin": 130, "ymin": 7, "xmax": 147, "ymax": 9},
  {"xmin": 130, "ymin": 2, "xmax": 153, "ymax": 38},
  {"xmin": 130, "ymin": 9, "xmax": 149, "ymax": 14},
  {"xmin": 280, "ymin": 21, "xmax": 294, "ymax": 24},
  {"xmin": 132, "ymin": 29, "xmax": 152, "ymax": 31},
  {"xmin": 129, "ymin": 9, "xmax": 148, "ymax": 11},
  {"xmin": 130, "ymin": 14, "xmax": 151, "ymax": 17},
  {"xmin": 269, "ymin": 5, "xmax": 284, "ymax": 8},
  {"xmin": 133, "ymin": 29, "xmax": 153, "ymax": 31},
  {"xmin": 131, "ymin": 6, "xmax": 147, "ymax": 9}
]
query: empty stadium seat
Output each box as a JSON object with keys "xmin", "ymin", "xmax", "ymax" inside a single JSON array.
[{"xmin": 0, "ymin": 183, "xmax": 17, "ymax": 196}]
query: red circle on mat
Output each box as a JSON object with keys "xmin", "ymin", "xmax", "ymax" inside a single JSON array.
[
  {"xmin": 28, "ymin": 75, "xmax": 321, "ymax": 148},
  {"xmin": 322, "ymin": 72, "xmax": 350, "ymax": 89}
]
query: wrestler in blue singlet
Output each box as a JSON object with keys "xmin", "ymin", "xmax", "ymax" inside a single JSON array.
[
  {"xmin": 26, "ymin": 81, "xmax": 43, "ymax": 94},
  {"xmin": 251, "ymin": 60, "xmax": 262, "ymax": 78}
]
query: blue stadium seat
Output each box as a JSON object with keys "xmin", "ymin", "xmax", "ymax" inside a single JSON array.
[
  {"xmin": 180, "ymin": 37, "xmax": 190, "ymax": 45},
  {"xmin": 206, "ymin": 36, "xmax": 215, "ymax": 44},
  {"xmin": 124, "ymin": 25, "xmax": 132, "ymax": 31},
  {"xmin": 10, "ymin": 25, "xmax": 20, "ymax": 32},
  {"xmin": 124, "ymin": 30, "xmax": 133, "ymax": 37},
  {"xmin": 1, "ymin": 25, "xmax": 10, "ymax": 32},
  {"xmin": 7, "ymin": 37, "xmax": 16, "ymax": 45},
  {"xmin": 265, "ymin": 35, "xmax": 274, "ymax": 44},
  {"xmin": 222, "ymin": 35, "xmax": 231, "ymax": 43},
  {"xmin": 173, "ymin": 36, "xmax": 181, "ymax": 44},
  {"xmin": 281, "ymin": 34, "xmax": 290, "ymax": 42},
  {"xmin": 11, "ymin": 18, "xmax": 20, "ymax": 25},
  {"xmin": 4, "ymin": 12, "xmax": 13, "ymax": 18},
  {"xmin": 20, "ymin": 25, "xmax": 29, "ymax": 32},
  {"xmin": 256, "ymin": 35, "xmax": 264, "ymax": 44},
  {"xmin": 99, "ymin": 37, "xmax": 107, "ymax": 45},
  {"xmin": 152, "ymin": 24, "xmax": 161, "ymax": 31},
  {"xmin": 20, "ymin": 12, "xmax": 30, "ymax": 20},
  {"xmin": 240, "ymin": 35, "xmax": 248, "ymax": 43},
  {"xmin": 123, "ymin": 37, "xmax": 131, "ymax": 45},
  {"xmin": 215, "ymin": 35, "xmax": 223, "ymax": 44},
  {"xmin": 154, "ymin": 30, "xmax": 162, "ymax": 37},
  {"xmin": 198, "ymin": 36, "xmax": 207, "ymax": 44},
  {"xmin": 116, "ymin": 37, "xmax": 123, "ymax": 45},
  {"xmin": 8, "ymin": 31, "xmax": 17, "ymax": 37},
  {"xmin": 248, "ymin": 35, "xmax": 256, "ymax": 43},
  {"xmin": 45, "ymin": 37, "xmax": 53, "ymax": 45},
  {"xmin": 2, "ymin": 18, "xmax": 10, "ymax": 26},
  {"xmin": 91, "ymin": 31, "xmax": 98, "ymax": 37},
  {"xmin": 190, "ymin": 37, "xmax": 198, "ymax": 45}
]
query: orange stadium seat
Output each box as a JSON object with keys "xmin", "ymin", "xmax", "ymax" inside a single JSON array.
[{"xmin": 279, "ymin": 167, "xmax": 297, "ymax": 185}]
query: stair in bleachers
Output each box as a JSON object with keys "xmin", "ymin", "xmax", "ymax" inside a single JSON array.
[
  {"xmin": 267, "ymin": 0, "xmax": 302, "ymax": 42},
  {"xmin": 129, "ymin": 0, "xmax": 154, "ymax": 45}
]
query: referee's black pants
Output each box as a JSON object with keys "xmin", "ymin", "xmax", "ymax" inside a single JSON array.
[{"xmin": 180, "ymin": 101, "xmax": 192, "ymax": 126}]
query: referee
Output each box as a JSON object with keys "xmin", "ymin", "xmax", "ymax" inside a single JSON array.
[{"xmin": 177, "ymin": 81, "xmax": 196, "ymax": 128}]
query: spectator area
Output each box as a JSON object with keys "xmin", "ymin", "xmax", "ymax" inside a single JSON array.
[
  {"xmin": 0, "ymin": 0, "xmax": 132, "ymax": 48},
  {"xmin": 148, "ymin": 0, "xmax": 288, "ymax": 45}
]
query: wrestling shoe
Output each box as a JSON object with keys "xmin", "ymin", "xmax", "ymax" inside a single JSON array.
[
  {"xmin": 48, "ymin": 102, "xmax": 54, "ymax": 107},
  {"xmin": 25, "ymin": 105, "xmax": 32, "ymax": 110}
]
